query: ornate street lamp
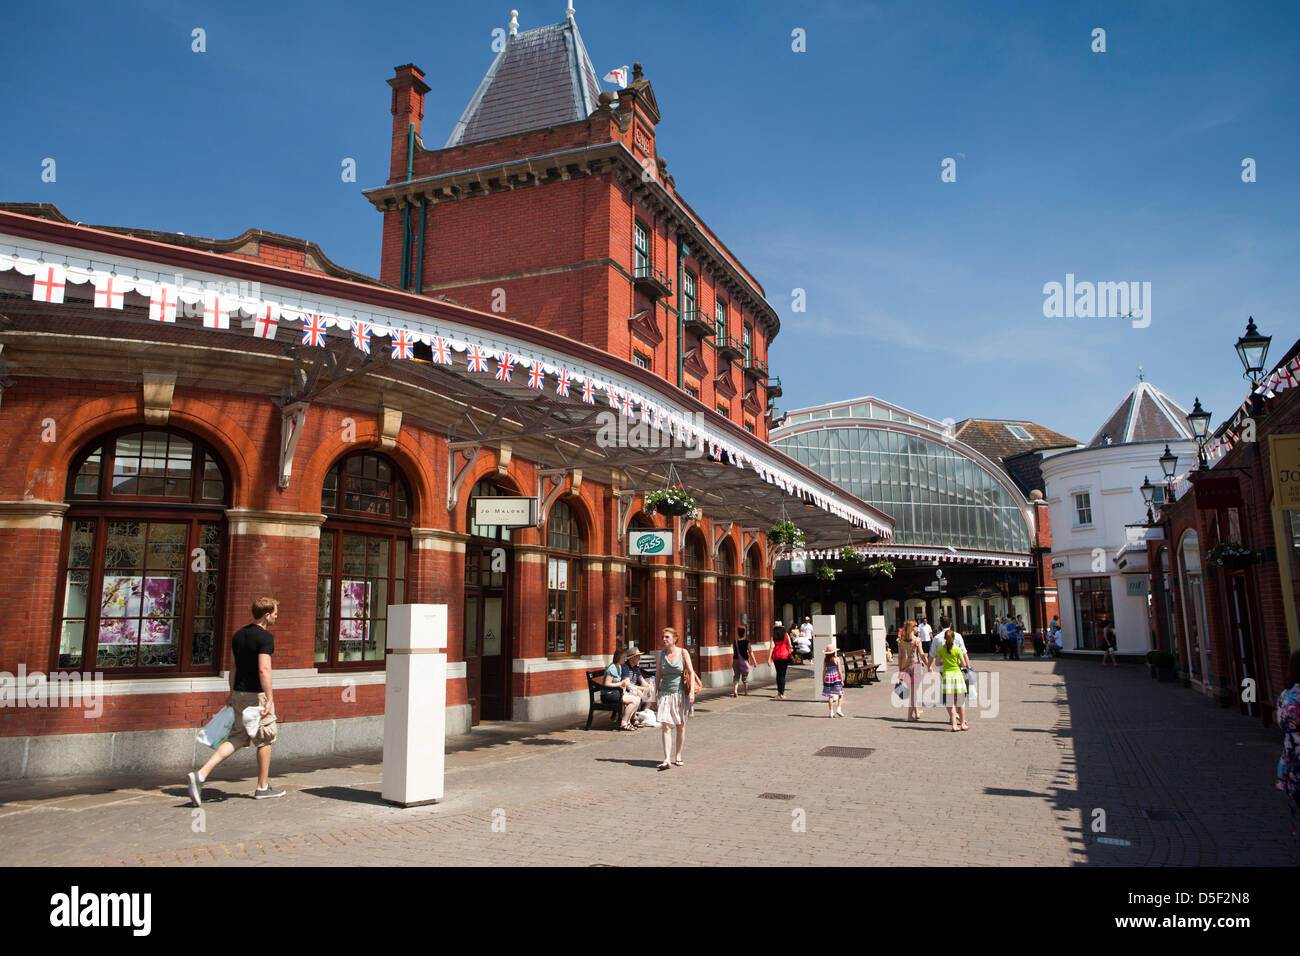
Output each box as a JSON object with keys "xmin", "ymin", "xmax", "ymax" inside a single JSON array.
[
  {"xmin": 1187, "ymin": 397, "xmax": 1212, "ymax": 469},
  {"xmin": 1235, "ymin": 316, "xmax": 1271, "ymax": 381},
  {"xmin": 1158, "ymin": 444, "xmax": 1178, "ymax": 505},
  {"xmin": 1140, "ymin": 475, "xmax": 1156, "ymax": 526},
  {"xmin": 1236, "ymin": 317, "xmax": 1272, "ymax": 418}
]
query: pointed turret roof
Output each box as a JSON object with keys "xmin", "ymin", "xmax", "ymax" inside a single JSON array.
[
  {"xmin": 1088, "ymin": 381, "xmax": 1193, "ymax": 446},
  {"xmin": 445, "ymin": 10, "xmax": 602, "ymax": 148}
]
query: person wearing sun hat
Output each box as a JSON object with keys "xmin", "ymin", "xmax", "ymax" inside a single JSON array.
[{"xmin": 822, "ymin": 641, "xmax": 845, "ymax": 718}]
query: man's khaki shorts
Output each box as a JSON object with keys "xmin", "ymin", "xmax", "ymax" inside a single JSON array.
[{"xmin": 226, "ymin": 691, "xmax": 277, "ymax": 750}]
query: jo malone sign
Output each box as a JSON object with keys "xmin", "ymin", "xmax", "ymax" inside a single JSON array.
[{"xmin": 473, "ymin": 497, "xmax": 536, "ymax": 527}]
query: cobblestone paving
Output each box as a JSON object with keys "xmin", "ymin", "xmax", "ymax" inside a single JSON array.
[{"xmin": 1, "ymin": 656, "xmax": 1294, "ymax": 866}]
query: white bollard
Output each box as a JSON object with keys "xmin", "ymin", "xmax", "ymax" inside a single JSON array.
[{"xmin": 382, "ymin": 604, "xmax": 447, "ymax": 807}]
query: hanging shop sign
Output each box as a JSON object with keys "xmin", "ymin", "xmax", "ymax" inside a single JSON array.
[
  {"xmin": 1270, "ymin": 435, "xmax": 1300, "ymax": 510},
  {"xmin": 473, "ymin": 496, "xmax": 536, "ymax": 527},
  {"xmin": 628, "ymin": 530, "xmax": 672, "ymax": 556}
]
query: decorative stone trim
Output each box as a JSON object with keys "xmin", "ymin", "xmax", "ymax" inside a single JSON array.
[
  {"xmin": 412, "ymin": 527, "xmax": 468, "ymax": 552},
  {"xmin": 141, "ymin": 370, "xmax": 177, "ymax": 425},
  {"xmin": 0, "ymin": 500, "xmax": 69, "ymax": 531},
  {"xmin": 379, "ymin": 404, "xmax": 403, "ymax": 451},
  {"xmin": 701, "ymin": 645, "xmax": 732, "ymax": 658},
  {"xmin": 225, "ymin": 508, "xmax": 326, "ymax": 539}
]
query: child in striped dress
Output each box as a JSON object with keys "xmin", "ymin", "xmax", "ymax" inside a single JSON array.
[{"xmin": 823, "ymin": 645, "xmax": 845, "ymax": 718}]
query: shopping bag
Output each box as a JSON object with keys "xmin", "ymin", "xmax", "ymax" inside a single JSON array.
[
  {"xmin": 893, "ymin": 680, "xmax": 909, "ymax": 701},
  {"xmin": 240, "ymin": 705, "xmax": 262, "ymax": 738},
  {"xmin": 196, "ymin": 706, "xmax": 235, "ymax": 748},
  {"xmin": 962, "ymin": 667, "xmax": 977, "ymax": 704}
]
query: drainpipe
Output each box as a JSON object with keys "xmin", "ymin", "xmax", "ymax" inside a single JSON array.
[
  {"xmin": 676, "ymin": 236, "xmax": 686, "ymax": 389},
  {"xmin": 407, "ymin": 123, "xmax": 415, "ymax": 182},
  {"xmin": 399, "ymin": 204, "xmax": 411, "ymax": 291},
  {"xmin": 415, "ymin": 198, "xmax": 426, "ymax": 293}
]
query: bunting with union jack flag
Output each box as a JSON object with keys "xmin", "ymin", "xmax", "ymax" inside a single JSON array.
[
  {"xmin": 351, "ymin": 320, "xmax": 372, "ymax": 355},
  {"xmin": 527, "ymin": 360, "xmax": 545, "ymax": 389},
  {"xmin": 581, "ymin": 377, "xmax": 595, "ymax": 404},
  {"xmin": 495, "ymin": 352, "xmax": 516, "ymax": 382},
  {"xmin": 555, "ymin": 369, "xmax": 571, "ymax": 397},
  {"xmin": 301, "ymin": 312, "xmax": 328, "ymax": 346},
  {"xmin": 431, "ymin": 336, "xmax": 453, "ymax": 365},
  {"xmin": 467, "ymin": 344, "xmax": 490, "ymax": 372},
  {"xmin": 390, "ymin": 329, "xmax": 415, "ymax": 359}
]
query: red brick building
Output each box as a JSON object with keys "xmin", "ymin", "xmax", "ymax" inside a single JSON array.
[
  {"xmin": 366, "ymin": 10, "xmax": 778, "ymax": 438},
  {"xmin": 0, "ymin": 11, "xmax": 891, "ymax": 779},
  {"xmin": 1146, "ymin": 337, "xmax": 1300, "ymax": 726}
]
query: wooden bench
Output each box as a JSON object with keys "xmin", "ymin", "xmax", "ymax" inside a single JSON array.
[
  {"xmin": 584, "ymin": 670, "xmax": 623, "ymax": 730},
  {"xmin": 841, "ymin": 650, "xmax": 881, "ymax": 687}
]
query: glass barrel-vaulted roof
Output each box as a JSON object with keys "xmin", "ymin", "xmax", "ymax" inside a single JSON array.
[{"xmin": 772, "ymin": 405, "xmax": 1031, "ymax": 553}]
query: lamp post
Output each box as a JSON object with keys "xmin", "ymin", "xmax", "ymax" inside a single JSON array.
[
  {"xmin": 1187, "ymin": 397, "xmax": 1212, "ymax": 470},
  {"xmin": 1140, "ymin": 475, "xmax": 1156, "ymax": 526},
  {"xmin": 1158, "ymin": 444, "xmax": 1178, "ymax": 505},
  {"xmin": 1235, "ymin": 317, "xmax": 1272, "ymax": 417}
]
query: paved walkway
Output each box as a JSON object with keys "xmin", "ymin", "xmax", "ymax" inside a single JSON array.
[{"xmin": 1, "ymin": 656, "xmax": 1294, "ymax": 866}]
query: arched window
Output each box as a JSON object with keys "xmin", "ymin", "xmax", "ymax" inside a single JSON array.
[
  {"xmin": 546, "ymin": 500, "xmax": 584, "ymax": 657},
  {"xmin": 316, "ymin": 452, "xmax": 411, "ymax": 667},
  {"xmin": 716, "ymin": 547, "xmax": 734, "ymax": 644},
  {"xmin": 467, "ymin": 479, "xmax": 514, "ymax": 541},
  {"xmin": 624, "ymin": 515, "xmax": 654, "ymax": 650},
  {"xmin": 745, "ymin": 548, "xmax": 761, "ymax": 638},
  {"xmin": 57, "ymin": 427, "xmax": 229, "ymax": 674},
  {"xmin": 683, "ymin": 533, "xmax": 704, "ymax": 659}
]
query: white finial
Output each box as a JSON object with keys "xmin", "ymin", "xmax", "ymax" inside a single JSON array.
[
  {"xmin": 1137, "ymin": 364, "xmax": 1144, "ymax": 382},
  {"xmin": 509, "ymin": 9, "xmax": 518, "ymax": 35},
  {"xmin": 566, "ymin": 0, "xmax": 575, "ymax": 19}
]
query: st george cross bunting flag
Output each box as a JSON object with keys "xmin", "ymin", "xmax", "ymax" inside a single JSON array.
[
  {"xmin": 93, "ymin": 273, "xmax": 126, "ymax": 310},
  {"xmin": 301, "ymin": 312, "xmax": 328, "ymax": 346},
  {"xmin": 391, "ymin": 329, "xmax": 415, "ymax": 359},
  {"xmin": 149, "ymin": 283, "xmax": 178, "ymax": 323},
  {"xmin": 32, "ymin": 263, "xmax": 65, "ymax": 304},
  {"xmin": 251, "ymin": 303, "xmax": 279, "ymax": 339},
  {"xmin": 203, "ymin": 290, "xmax": 232, "ymax": 329},
  {"xmin": 351, "ymin": 321, "xmax": 372, "ymax": 355}
]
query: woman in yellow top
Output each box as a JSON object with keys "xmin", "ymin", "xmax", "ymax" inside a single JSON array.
[
  {"xmin": 896, "ymin": 620, "xmax": 925, "ymax": 722},
  {"xmin": 934, "ymin": 619, "xmax": 970, "ymax": 732}
]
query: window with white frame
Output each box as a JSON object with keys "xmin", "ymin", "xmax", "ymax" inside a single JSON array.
[{"xmin": 1073, "ymin": 492, "xmax": 1093, "ymax": 526}]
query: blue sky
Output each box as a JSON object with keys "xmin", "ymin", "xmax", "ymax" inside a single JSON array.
[{"xmin": 2, "ymin": 0, "xmax": 1296, "ymax": 444}]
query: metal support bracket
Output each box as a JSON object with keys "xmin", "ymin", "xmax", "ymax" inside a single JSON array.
[
  {"xmin": 447, "ymin": 446, "xmax": 476, "ymax": 512},
  {"xmin": 537, "ymin": 472, "xmax": 567, "ymax": 528},
  {"xmin": 278, "ymin": 402, "xmax": 309, "ymax": 490}
]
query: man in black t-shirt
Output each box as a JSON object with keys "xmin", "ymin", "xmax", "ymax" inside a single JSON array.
[{"xmin": 187, "ymin": 597, "xmax": 286, "ymax": 805}]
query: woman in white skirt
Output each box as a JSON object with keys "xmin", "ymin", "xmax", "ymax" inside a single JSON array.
[{"xmin": 655, "ymin": 626, "xmax": 697, "ymax": 770}]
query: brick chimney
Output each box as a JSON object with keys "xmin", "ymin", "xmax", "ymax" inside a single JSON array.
[{"xmin": 388, "ymin": 63, "xmax": 430, "ymax": 183}]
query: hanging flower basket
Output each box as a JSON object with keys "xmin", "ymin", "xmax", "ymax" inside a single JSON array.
[
  {"xmin": 1206, "ymin": 541, "xmax": 1261, "ymax": 570},
  {"xmin": 815, "ymin": 564, "xmax": 837, "ymax": 582},
  {"xmin": 767, "ymin": 520, "xmax": 806, "ymax": 550},
  {"xmin": 865, "ymin": 559, "xmax": 895, "ymax": 579},
  {"xmin": 839, "ymin": 546, "xmax": 868, "ymax": 565},
  {"xmin": 643, "ymin": 485, "xmax": 697, "ymax": 519}
]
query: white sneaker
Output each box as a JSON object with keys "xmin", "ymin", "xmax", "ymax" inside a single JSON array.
[{"xmin": 836, "ymin": 708, "xmax": 846, "ymax": 717}]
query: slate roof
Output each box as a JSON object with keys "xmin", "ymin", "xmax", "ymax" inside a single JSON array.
[
  {"xmin": 1087, "ymin": 381, "xmax": 1193, "ymax": 446},
  {"xmin": 446, "ymin": 16, "xmax": 602, "ymax": 148},
  {"xmin": 952, "ymin": 419, "xmax": 1078, "ymax": 496},
  {"xmin": 952, "ymin": 419, "xmax": 1077, "ymax": 463}
]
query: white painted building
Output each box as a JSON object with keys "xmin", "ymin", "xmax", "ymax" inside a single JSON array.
[{"xmin": 1040, "ymin": 382, "xmax": 1198, "ymax": 657}]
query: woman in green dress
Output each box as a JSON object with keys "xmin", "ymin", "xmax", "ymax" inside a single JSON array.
[{"xmin": 934, "ymin": 623, "xmax": 970, "ymax": 732}]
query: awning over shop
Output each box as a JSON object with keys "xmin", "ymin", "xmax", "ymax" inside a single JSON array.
[{"xmin": 0, "ymin": 212, "xmax": 894, "ymax": 549}]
